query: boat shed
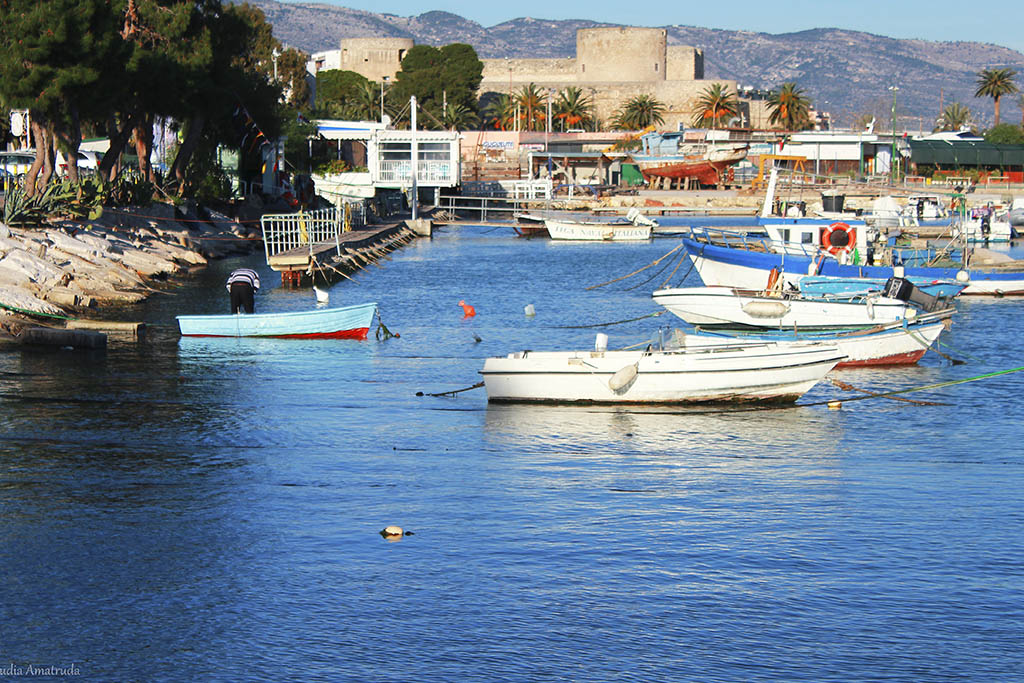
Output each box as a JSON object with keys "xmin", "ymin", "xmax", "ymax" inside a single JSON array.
[{"xmin": 908, "ymin": 139, "xmax": 1024, "ymax": 177}]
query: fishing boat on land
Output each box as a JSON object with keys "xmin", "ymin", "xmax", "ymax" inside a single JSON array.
[
  {"xmin": 480, "ymin": 340, "xmax": 845, "ymax": 404},
  {"xmin": 545, "ymin": 208, "xmax": 657, "ymax": 241},
  {"xmin": 669, "ymin": 309, "xmax": 952, "ymax": 367},
  {"xmin": 652, "ymin": 284, "xmax": 926, "ymax": 331},
  {"xmin": 630, "ymin": 130, "xmax": 749, "ymax": 187},
  {"xmin": 176, "ymin": 302, "xmax": 378, "ymax": 339},
  {"xmin": 678, "ymin": 227, "xmax": 1024, "ymax": 296}
]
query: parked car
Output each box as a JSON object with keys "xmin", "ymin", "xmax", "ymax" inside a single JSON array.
[
  {"xmin": 57, "ymin": 149, "xmax": 103, "ymax": 176},
  {"xmin": 0, "ymin": 150, "xmax": 35, "ymax": 178}
]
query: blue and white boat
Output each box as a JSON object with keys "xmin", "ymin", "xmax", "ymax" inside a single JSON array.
[
  {"xmin": 679, "ymin": 227, "xmax": 1024, "ymax": 296},
  {"xmin": 177, "ymin": 302, "xmax": 378, "ymax": 338}
]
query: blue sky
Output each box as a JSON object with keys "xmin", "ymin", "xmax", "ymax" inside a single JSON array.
[{"xmin": 324, "ymin": 0, "xmax": 1024, "ymax": 54}]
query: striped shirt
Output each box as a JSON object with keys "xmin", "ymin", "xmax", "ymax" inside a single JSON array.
[{"xmin": 226, "ymin": 268, "xmax": 260, "ymax": 291}]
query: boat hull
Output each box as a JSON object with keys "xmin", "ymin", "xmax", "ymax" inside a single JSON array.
[
  {"xmin": 652, "ymin": 286, "xmax": 918, "ymax": 330},
  {"xmin": 681, "ymin": 236, "xmax": 1024, "ymax": 296},
  {"xmin": 481, "ymin": 344, "xmax": 844, "ymax": 404},
  {"xmin": 671, "ymin": 315, "xmax": 949, "ymax": 368},
  {"xmin": 176, "ymin": 302, "xmax": 378, "ymax": 338},
  {"xmin": 633, "ymin": 147, "xmax": 748, "ymax": 185},
  {"xmin": 545, "ymin": 219, "xmax": 651, "ymax": 241}
]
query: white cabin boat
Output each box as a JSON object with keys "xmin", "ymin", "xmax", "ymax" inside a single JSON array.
[
  {"xmin": 545, "ymin": 208, "xmax": 656, "ymax": 241},
  {"xmin": 481, "ymin": 342, "xmax": 844, "ymax": 404}
]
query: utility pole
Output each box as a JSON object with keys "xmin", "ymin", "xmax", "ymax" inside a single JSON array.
[{"xmin": 889, "ymin": 85, "xmax": 899, "ymax": 185}]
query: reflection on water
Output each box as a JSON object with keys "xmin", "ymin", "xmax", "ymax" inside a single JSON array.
[{"xmin": 2, "ymin": 229, "xmax": 1024, "ymax": 681}]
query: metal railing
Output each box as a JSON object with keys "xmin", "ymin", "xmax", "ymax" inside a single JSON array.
[
  {"xmin": 377, "ymin": 160, "xmax": 455, "ymax": 184},
  {"xmin": 262, "ymin": 207, "xmax": 340, "ymax": 262},
  {"xmin": 261, "ymin": 201, "xmax": 369, "ymax": 264}
]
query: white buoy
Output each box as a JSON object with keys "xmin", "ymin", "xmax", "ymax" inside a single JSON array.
[
  {"xmin": 313, "ymin": 286, "xmax": 329, "ymax": 304},
  {"xmin": 595, "ymin": 333, "xmax": 608, "ymax": 352},
  {"xmin": 524, "ymin": 303, "xmax": 536, "ymax": 317},
  {"xmin": 380, "ymin": 526, "xmax": 404, "ymax": 540}
]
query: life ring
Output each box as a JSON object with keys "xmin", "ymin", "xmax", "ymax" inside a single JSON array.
[{"xmin": 821, "ymin": 222, "xmax": 855, "ymax": 256}]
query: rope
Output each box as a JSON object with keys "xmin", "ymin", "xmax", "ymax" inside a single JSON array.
[
  {"xmin": 584, "ymin": 243, "xmax": 683, "ymax": 290},
  {"xmin": 555, "ymin": 310, "xmax": 666, "ymax": 329},
  {"xmin": 417, "ymin": 381, "xmax": 484, "ymax": 398},
  {"xmin": 0, "ymin": 301, "xmax": 76, "ymax": 321},
  {"xmin": 375, "ymin": 310, "xmax": 399, "ymax": 340},
  {"xmin": 827, "ymin": 378, "xmax": 944, "ymax": 405}
]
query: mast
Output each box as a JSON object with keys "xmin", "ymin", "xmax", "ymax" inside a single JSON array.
[{"xmin": 411, "ymin": 95, "xmax": 418, "ymax": 221}]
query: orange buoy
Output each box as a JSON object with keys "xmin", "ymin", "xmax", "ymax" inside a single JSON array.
[{"xmin": 458, "ymin": 300, "xmax": 476, "ymax": 317}]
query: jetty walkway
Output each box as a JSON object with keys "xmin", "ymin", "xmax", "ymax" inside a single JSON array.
[{"xmin": 261, "ymin": 206, "xmax": 419, "ymax": 286}]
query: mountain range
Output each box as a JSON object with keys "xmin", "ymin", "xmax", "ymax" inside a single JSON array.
[{"xmin": 246, "ymin": 1, "xmax": 1024, "ymax": 129}]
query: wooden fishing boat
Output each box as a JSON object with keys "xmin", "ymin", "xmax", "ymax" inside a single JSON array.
[
  {"xmin": 652, "ymin": 286, "xmax": 921, "ymax": 331},
  {"xmin": 670, "ymin": 309, "xmax": 952, "ymax": 367},
  {"xmin": 176, "ymin": 302, "xmax": 378, "ymax": 339},
  {"xmin": 545, "ymin": 218, "xmax": 653, "ymax": 241},
  {"xmin": 480, "ymin": 341, "xmax": 845, "ymax": 404}
]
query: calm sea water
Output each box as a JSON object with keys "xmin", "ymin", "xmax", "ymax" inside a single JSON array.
[{"xmin": 2, "ymin": 225, "xmax": 1023, "ymax": 682}]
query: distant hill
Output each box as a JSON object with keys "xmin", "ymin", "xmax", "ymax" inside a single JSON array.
[{"xmin": 245, "ymin": 1, "xmax": 1024, "ymax": 128}]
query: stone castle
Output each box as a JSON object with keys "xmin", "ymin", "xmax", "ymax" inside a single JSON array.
[{"xmin": 308, "ymin": 28, "xmax": 761, "ymax": 129}]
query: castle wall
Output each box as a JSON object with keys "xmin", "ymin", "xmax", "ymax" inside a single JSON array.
[
  {"xmin": 480, "ymin": 58, "xmax": 577, "ymax": 90},
  {"xmin": 576, "ymin": 27, "xmax": 666, "ymax": 83},
  {"xmin": 666, "ymin": 46, "xmax": 703, "ymax": 81},
  {"xmin": 338, "ymin": 37, "xmax": 414, "ymax": 83}
]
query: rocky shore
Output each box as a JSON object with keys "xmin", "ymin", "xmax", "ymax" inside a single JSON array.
[{"xmin": 0, "ymin": 203, "xmax": 261, "ymax": 324}]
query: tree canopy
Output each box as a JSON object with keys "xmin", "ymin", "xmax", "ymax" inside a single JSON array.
[
  {"xmin": 0, "ymin": 0, "xmax": 303, "ymax": 196},
  {"xmin": 612, "ymin": 94, "xmax": 666, "ymax": 130},
  {"xmin": 983, "ymin": 123, "xmax": 1024, "ymax": 145},
  {"xmin": 388, "ymin": 43, "xmax": 483, "ymax": 129}
]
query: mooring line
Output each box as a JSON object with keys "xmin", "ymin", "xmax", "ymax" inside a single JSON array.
[
  {"xmin": 554, "ymin": 310, "xmax": 666, "ymax": 329},
  {"xmin": 417, "ymin": 381, "xmax": 485, "ymax": 398},
  {"xmin": 584, "ymin": 243, "xmax": 683, "ymax": 290}
]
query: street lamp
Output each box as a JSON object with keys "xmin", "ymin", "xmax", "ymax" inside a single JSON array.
[
  {"xmin": 380, "ymin": 76, "xmax": 389, "ymax": 123},
  {"xmin": 889, "ymin": 85, "xmax": 899, "ymax": 184},
  {"xmin": 272, "ymin": 47, "xmax": 280, "ymax": 81}
]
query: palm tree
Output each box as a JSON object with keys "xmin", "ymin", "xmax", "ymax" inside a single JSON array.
[
  {"xmin": 482, "ymin": 94, "xmax": 516, "ymax": 130},
  {"xmin": 691, "ymin": 83, "xmax": 740, "ymax": 129},
  {"xmin": 553, "ymin": 87, "xmax": 594, "ymax": 132},
  {"xmin": 514, "ymin": 83, "xmax": 549, "ymax": 132},
  {"xmin": 766, "ymin": 82, "xmax": 812, "ymax": 131},
  {"xmin": 934, "ymin": 102, "xmax": 973, "ymax": 132},
  {"xmin": 442, "ymin": 103, "xmax": 478, "ymax": 131},
  {"xmin": 612, "ymin": 94, "xmax": 666, "ymax": 130},
  {"xmin": 975, "ymin": 67, "xmax": 1019, "ymax": 127}
]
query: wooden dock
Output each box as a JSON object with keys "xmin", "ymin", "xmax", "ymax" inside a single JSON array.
[{"xmin": 268, "ymin": 224, "xmax": 417, "ymax": 287}]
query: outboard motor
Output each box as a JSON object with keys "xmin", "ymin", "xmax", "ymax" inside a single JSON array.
[{"xmin": 884, "ymin": 277, "xmax": 945, "ymax": 312}]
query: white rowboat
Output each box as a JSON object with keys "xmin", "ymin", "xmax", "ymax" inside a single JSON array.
[{"xmin": 481, "ymin": 343, "xmax": 845, "ymax": 404}]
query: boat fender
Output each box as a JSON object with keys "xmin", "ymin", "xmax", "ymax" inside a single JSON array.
[
  {"xmin": 742, "ymin": 301, "xmax": 790, "ymax": 319},
  {"xmin": 955, "ymin": 270, "xmax": 970, "ymax": 283},
  {"xmin": 866, "ymin": 297, "xmax": 874, "ymax": 319},
  {"xmin": 608, "ymin": 362, "xmax": 639, "ymax": 393}
]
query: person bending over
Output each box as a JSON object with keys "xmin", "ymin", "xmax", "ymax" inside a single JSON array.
[{"xmin": 226, "ymin": 268, "xmax": 260, "ymax": 314}]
